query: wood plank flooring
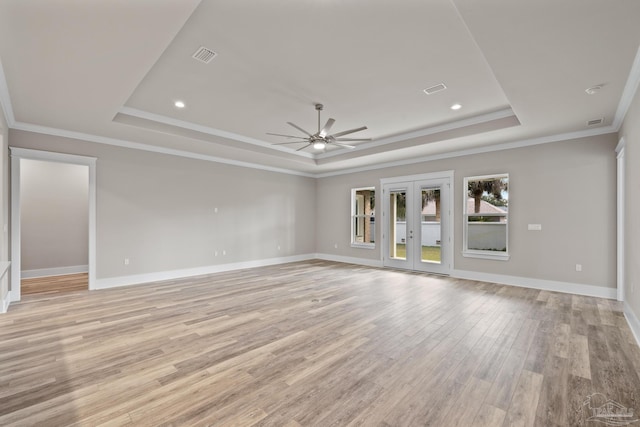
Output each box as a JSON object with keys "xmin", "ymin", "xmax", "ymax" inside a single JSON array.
[
  {"xmin": 22, "ymin": 273, "xmax": 88, "ymax": 295},
  {"xmin": 1, "ymin": 260, "xmax": 639, "ymax": 426}
]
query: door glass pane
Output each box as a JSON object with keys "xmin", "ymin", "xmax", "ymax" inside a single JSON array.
[
  {"xmin": 389, "ymin": 190, "xmax": 406, "ymax": 260},
  {"xmin": 421, "ymin": 188, "xmax": 441, "ymax": 264}
]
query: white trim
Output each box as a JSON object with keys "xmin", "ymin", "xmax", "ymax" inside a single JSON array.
[
  {"xmin": 350, "ymin": 243, "xmax": 376, "ymax": 249},
  {"xmin": 624, "ymin": 302, "xmax": 640, "ymax": 348},
  {"xmin": 0, "ymin": 57, "xmax": 15, "ymax": 126},
  {"xmin": 380, "ymin": 171, "xmax": 455, "ymax": 186},
  {"xmin": 451, "ymin": 269, "xmax": 616, "ymax": 299},
  {"xmin": 316, "ymin": 108, "xmax": 516, "ymax": 159},
  {"xmin": 613, "ymin": 45, "xmax": 640, "ymax": 129},
  {"xmin": 315, "ymin": 126, "xmax": 616, "ymax": 178},
  {"xmin": 616, "ymin": 138, "xmax": 625, "ymax": 302},
  {"xmin": 118, "ymin": 107, "xmax": 315, "ymax": 160},
  {"xmin": 10, "ymin": 148, "xmax": 97, "ymax": 301},
  {"xmin": 10, "ymin": 147, "xmax": 96, "ymax": 165},
  {"xmin": 350, "ymin": 186, "xmax": 376, "ymax": 249},
  {"xmin": 0, "ymin": 261, "xmax": 10, "ymax": 313},
  {"xmin": 463, "ymin": 174, "xmax": 509, "ymax": 260},
  {"xmin": 315, "ymin": 253, "xmax": 383, "ymax": 268},
  {"xmin": 462, "ymin": 251, "xmax": 510, "ymax": 261},
  {"xmin": 95, "ymin": 254, "xmax": 316, "ymax": 290},
  {"xmin": 11, "ymin": 121, "xmax": 315, "ymax": 178},
  {"xmin": 1, "ymin": 293, "xmax": 9, "ymax": 313},
  {"xmin": 21, "ymin": 265, "xmax": 88, "ymax": 279}
]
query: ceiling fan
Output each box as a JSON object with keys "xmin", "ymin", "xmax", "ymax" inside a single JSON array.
[{"xmin": 267, "ymin": 104, "xmax": 371, "ymax": 151}]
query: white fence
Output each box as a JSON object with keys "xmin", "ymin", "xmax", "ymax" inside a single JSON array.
[
  {"xmin": 394, "ymin": 222, "xmax": 441, "ymax": 246},
  {"xmin": 467, "ymin": 222, "xmax": 507, "ymax": 251},
  {"xmin": 379, "ymin": 221, "xmax": 506, "ymax": 250}
]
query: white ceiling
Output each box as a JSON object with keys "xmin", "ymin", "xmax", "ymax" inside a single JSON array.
[{"xmin": 1, "ymin": 0, "xmax": 639, "ymax": 176}]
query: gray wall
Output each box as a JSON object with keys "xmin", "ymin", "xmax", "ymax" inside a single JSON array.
[
  {"xmin": 7, "ymin": 128, "xmax": 619, "ymax": 293},
  {"xmin": 620, "ymin": 84, "xmax": 640, "ymax": 321},
  {"xmin": 317, "ymin": 133, "xmax": 618, "ymax": 289},
  {"xmin": 20, "ymin": 159, "xmax": 88, "ymax": 273},
  {"xmin": 10, "ymin": 130, "xmax": 317, "ymax": 280}
]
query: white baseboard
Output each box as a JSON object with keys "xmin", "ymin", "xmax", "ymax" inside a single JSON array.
[
  {"xmin": 451, "ymin": 269, "xmax": 617, "ymax": 299},
  {"xmin": 94, "ymin": 254, "xmax": 316, "ymax": 290},
  {"xmin": 315, "ymin": 253, "xmax": 383, "ymax": 268},
  {"xmin": 624, "ymin": 302, "xmax": 640, "ymax": 348},
  {"xmin": 22, "ymin": 265, "xmax": 88, "ymax": 279}
]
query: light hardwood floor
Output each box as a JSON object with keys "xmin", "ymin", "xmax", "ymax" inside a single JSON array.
[
  {"xmin": 22, "ymin": 273, "xmax": 88, "ymax": 295},
  {"xmin": 1, "ymin": 260, "xmax": 639, "ymax": 426}
]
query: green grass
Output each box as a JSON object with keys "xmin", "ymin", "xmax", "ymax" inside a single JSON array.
[{"xmin": 392, "ymin": 244, "xmax": 441, "ymax": 262}]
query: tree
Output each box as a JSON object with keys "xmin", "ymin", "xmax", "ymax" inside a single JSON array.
[
  {"xmin": 468, "ymin": 178, "xmax": 507, "ymax": 213},
  {"xmin": 422, "ymin": 189, "xmax": 441, "ymax": 221}
]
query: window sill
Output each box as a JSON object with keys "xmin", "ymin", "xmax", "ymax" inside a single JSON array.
[
  {"xmin": 462, "ymin": 250, "xmax": 510, "ymax": 261},
  {"xmin": 351, "ymin": 243, "xmax": 376, "ymax": 250}
]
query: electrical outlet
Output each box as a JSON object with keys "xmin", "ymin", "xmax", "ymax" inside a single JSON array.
[
  {"xmin": 277, "ymin": 245, "xmax": 281, "ymax": 251},
  {"xmin": 215, "ymin": 251, "xmax": 218, "ymax": 257},
  {"xmin": 575, "ymin": 264, "xmax": 582, "ymax": 272},
  {"xmin": 214, "ymin": 207, "xmax": 218, "ymax": 213},
  {"xmin": 334, "ymin": 243, "xmax": 338, "ymax": 249},
  {"xmin": 124, "ymin": 258, "xmax": 130, "ymax": 265},
  {"xmin": 528, "ymin": 224, "xmax": 542, "ymax": 231},
  {"xmin": 223, "ymin": 250, "xmax": 226, "ymax": 256}
]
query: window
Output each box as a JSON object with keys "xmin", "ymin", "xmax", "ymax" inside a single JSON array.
[
  {"xmin": 351, "ymin": 187, "xmax": 375, "ymax": 248},
  {"xmin": 463, "ymin": 174, "xmax": 509, "ymax": 260}
]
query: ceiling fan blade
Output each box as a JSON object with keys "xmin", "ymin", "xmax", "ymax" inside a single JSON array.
[
  {"xmin": 332, "ymin": 142, "xmax": 356, "ymax": 149},
  {"xmin": 295, "ymin": 144, "xmax": 311, "ymax": 152},
  {"xmin": 287, "ymin": 122, "xmax": 313, "ymax": 137},
  {"xmin": 330, "ymin": 126, "xmax": 368, "ymax": 138},
  {"xmin": 266, "ymin": 132, "xmax": 309, "ymax": 139},
  {"xmin": 319, "ymin": 118, "xmax": 335, "ymax": 137},
  {"xmin": 334, "ymin": 137, "xmax": 372, "ymax": 142},
  {"xmin": 271, "ymin": 141, "xmax": 309, "ymax": 145}
]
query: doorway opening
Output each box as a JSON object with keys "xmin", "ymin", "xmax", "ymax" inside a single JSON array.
[{"xmin": 10, "ymin": 148, "xmax": 96, "ymax": 302}]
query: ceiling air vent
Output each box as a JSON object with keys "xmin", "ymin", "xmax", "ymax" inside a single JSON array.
[
  {"xmin": 586, "ymin": 118, "xmax": 603, "ymax": 126},
  {"xmin": 192, "ymin": 46, "xmax": 217, "ymax": 64},
  {"xmin": 423, "ymin": 83, "xmax": 447, "ymax": 95}
]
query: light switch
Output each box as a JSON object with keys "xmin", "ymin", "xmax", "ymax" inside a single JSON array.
[{"xmin": 528, "ymin": 224, "xmax": 542, "ymax": 231}]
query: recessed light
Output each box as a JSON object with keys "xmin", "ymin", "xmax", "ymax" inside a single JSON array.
[
  {"xmin": 450, "ymin": 103, "xmax": 462, "ymax": 110},
  {"xmin": 174, "ymin": 100, "xmax": 185, "ymax": 108}
]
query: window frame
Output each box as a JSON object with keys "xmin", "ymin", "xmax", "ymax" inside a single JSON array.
[
  {"xmin": 462, "ymin": 174, "xmax": 509, "ymax": 261},
  {"xmin": 351, "ymin": 187, "xmax": 376, "ymax": 249}
]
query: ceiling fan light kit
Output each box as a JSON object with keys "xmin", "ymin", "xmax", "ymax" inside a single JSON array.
[{"xmin": 267, "ymin": 104, "xmax": 371, "ymax": 152}]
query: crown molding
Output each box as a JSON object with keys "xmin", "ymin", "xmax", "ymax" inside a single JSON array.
[
  {"xmin": 0, "ymin": 57, "xmax": 15, "ymax": 127},
  {"xmin": 10, "ymin": 121, "xmax": 315, "ymax": 178},
  {"xmin": 613, "ymin": 45, "xmax": 640, "ymax": 130},
  {"xmin": 315, "ymin": 107, "xmax": 516, "ymax": 160},
  {"xmin": 314, "ymin": 125, "xmax": 617, "ymax": 178},
  {"xmin": 117, "ymin": 106, "xmax": 316, "ymax": 159},
  {"xmin": 1, "ymin": 42, "xmax": 639, "ymax": 178}
]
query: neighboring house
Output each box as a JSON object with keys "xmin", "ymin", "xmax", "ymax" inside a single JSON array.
[{"xmin": 420, "ymin": 198, "xmax": 506, "ymax": 222}]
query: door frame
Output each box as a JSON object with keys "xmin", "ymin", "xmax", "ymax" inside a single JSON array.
[
  {"xmin": 10, "ymin": 147, "xmax": 97, "ymax": 301},
  {"xmin": 616, "ymin": 138, "xmax": 625, "ymax": 302},
  {"xmin": 381, "ymin": 170, "xmax": 454, "ymax": 275}
]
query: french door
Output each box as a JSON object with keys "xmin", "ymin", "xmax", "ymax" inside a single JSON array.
[{"xmin": 382, "ymin": 173, "xmax": 452, "ymax": 275}]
